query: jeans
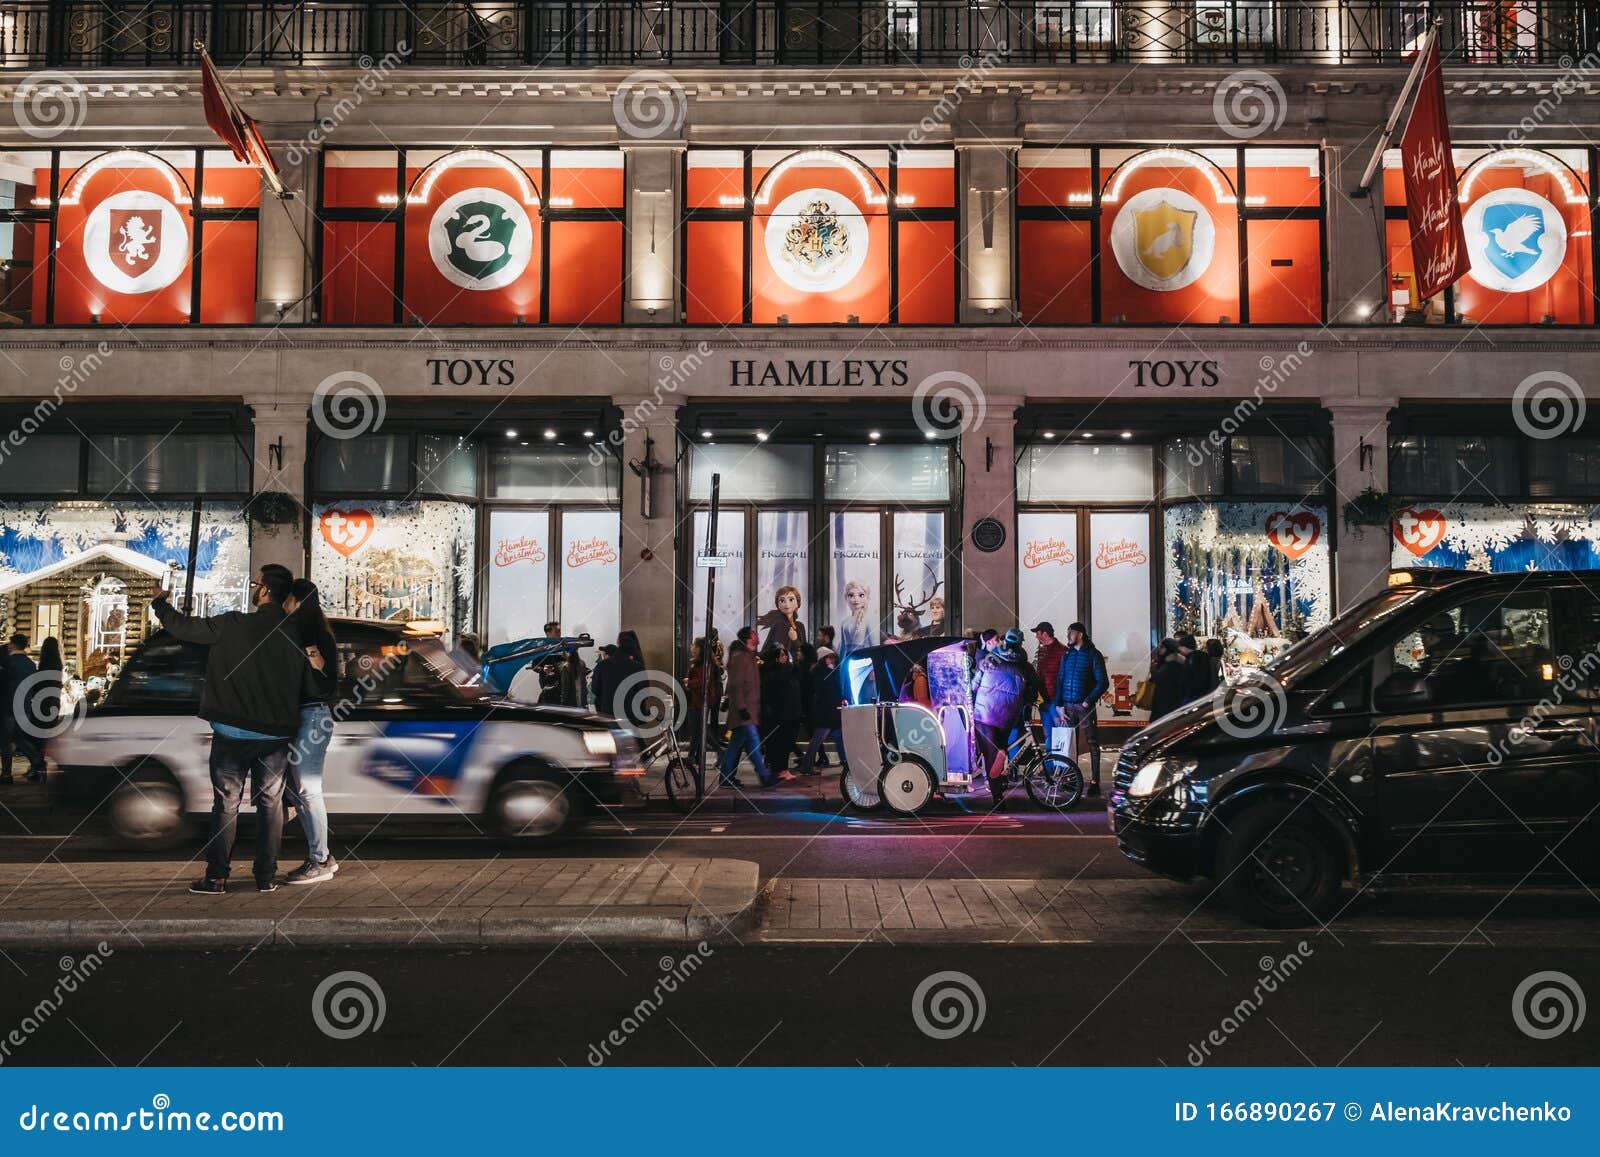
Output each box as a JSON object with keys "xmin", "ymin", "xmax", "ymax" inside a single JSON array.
[
  {"xmin": 803, "ymin": 727, "xmax": 844, "ymax": 773},
  {"xmin": 285, "ymin": 703, "xmax": 333, "ymax": 863},
  {"xmin": 0, "ymin": 716, "xmax": 44, "ymax": 776},
  {"xmin": 718, "ymin": 723, "xmax": 771, "ymax": 786},
  {"xmin": 204, "ymin": 733, "xmax": 290, "ymax": 883}
]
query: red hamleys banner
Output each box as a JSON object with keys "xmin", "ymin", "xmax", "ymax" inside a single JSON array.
[{"xmin": 1399, "ymin": 37, "xmax": 1470, "ymax": 300}]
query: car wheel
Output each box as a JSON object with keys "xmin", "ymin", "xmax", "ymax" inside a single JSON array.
[
  {"xmin": 488, "ymin": 775, "xmax": 573, "ymax": 839},
  {"xmin": 878, "ymin": 754, "xmax": 936, "ymax": 817},
  {"xmin": 839, "ymin": 766, "xmax": 881, "ymax": 811},
  {"xmin": 1216, "ymin": 802, "xmax": 1343, "ymax": 928},
  {"xmin": 106, "ymin": 768, "xmax": 188, "ymax": 850}
]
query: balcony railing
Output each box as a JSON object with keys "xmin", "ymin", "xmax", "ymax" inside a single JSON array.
[{"xmin": 0, "ymin": 2, "xmax": 1591, "ymax": 70}]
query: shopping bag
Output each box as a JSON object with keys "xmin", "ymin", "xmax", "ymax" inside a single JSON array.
[
  {"xmin": 1133, "ymin": 679, "xmax": 1156, "ymax": 711},
  {"xmin": 1049, "ymin": 722, "xmax": 1077, "ymax": 758}
]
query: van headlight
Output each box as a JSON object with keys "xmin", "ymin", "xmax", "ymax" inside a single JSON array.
[
  {"xmin": 1128, "ymin": 758, "xmax": 1197, "ymax": 799},
  {"xmin": 582, "ymin": 731, "xmax": 617, "ymax": 756}
]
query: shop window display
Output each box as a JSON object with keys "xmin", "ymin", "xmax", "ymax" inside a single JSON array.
[
  {"xmin": 558, "ymin": 510, "xmax": 622, "ymax": 651},
  {"xmin": 756, "ymin": 511, "xmax": 810, "ymax": 651},
  {"xmin": 1165, "ymin": 502, "xmax": 1332, "ymax": 672},
  {"xmin": 684, "ymin": 147, "xmax": 956, "ymax": 325},
  {"xmin": 1391, "ymin": 503, "xmax": 1600, "ymax": 571},
  {"xmin": 0, "ymin": 501, "xmax": 249, "ymax": 691},
  {"xmin": 311, "ymin": 500, "xmax": 477, "ymax": 638},
  {"xmin": 0, "ymin": 147, "xmax": 258, "ymax": 326},
  {"xmin": 1383, "ymin": 146, "xmax": 1594, "ymax": 324},
  {"xmin": 691, "ymin": 510, "xmax": 747, "ymax": 646},
  {"xmin": 829, "ymin": 511, "xmax": 882, "ymax": 658},
  {"xmin": 319, "ymin": 147, "xmax": 623, "ymax": 325}
]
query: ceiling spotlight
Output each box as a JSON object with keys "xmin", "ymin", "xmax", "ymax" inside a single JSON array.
[
  {"xmin": 505, "ymin": 429, "xmax": 518, "ymax": 439},
  {"xmin": 868, "ymin": 430, "xmax": 882, "ymax": 441},
  {"xmin": 755, "ymin": 430, "xmax": 769, "ymax": 442},
  {"xmin": 582, "ymin": 429, "xmax": 595, "ymax": 438},
  {"xmin": 1042, "ymin": 431, "xmax": 1056, "ymax": 440},
  {"xmin": 701, "ymin": 430, "xmax": 713, "ymax": 439},
  {"xmin": 1082, "ymin": 432, "xmax": 1094, "ymax": 440},
  {"xmin": 543, "ymin": 429, "xmax": 557, "ymax": 440},
  {"xmin": 1121, "ymin": 430, "xmax": 1134, "ymax": 440}
]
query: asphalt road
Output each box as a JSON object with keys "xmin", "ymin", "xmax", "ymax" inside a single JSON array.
[
  {"xmin": 1, "ymin": 942, "xmax": 1593, "ymax": 1066},
  {"xmin": 0, "ymin": 783, "xmax": 1142, "ymax": 880}
]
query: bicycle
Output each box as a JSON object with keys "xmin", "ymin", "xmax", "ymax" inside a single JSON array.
[
  {"xmin": 1007, "ymin": 726, "xmax": 1084, "ymax": 811},
  {"xmin": 640, "ymin": 726, "xmax": 718, "ymax": 813}
]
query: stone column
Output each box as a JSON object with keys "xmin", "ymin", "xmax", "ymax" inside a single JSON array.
[
  {"xmin": 959, "ymin": 395, "xmax": 1021, "ymax": 633},
  {"xmin": 1324, "ymin": 143, "xmax": 1390, "ymax": 325},
  {"xmin": 1328, "ymin": 399, "xmax": 1394, "ymax": 610},
  {"xmin": 956, "ymin": 138, "xmax": 1018, "ymax": 324},
  {"xmin": 246, "ymin": 396, "xmax": 311, "ymax": 577},
  {"xmin": 622, "ymin": 145, "xmax": 684, "ymax": 325},
  {"xmin": 254, "ymin": 139, "xmax": 316, "ymax": 324},
  {"xmin": 616, "ymin": 399, "xmax": 681, "ymax": 673}
]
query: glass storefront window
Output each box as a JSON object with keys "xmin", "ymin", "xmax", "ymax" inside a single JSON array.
[
  {"xmin": 1162, "ymin": 438, "xmax": 1224, "ymax": 499},
  {"xmin": 1017, "ymin": 443, "xmax": 1153, "ymax": 502},
  {"xmin": 1229, "ymin": 435, "xmax": 1329, "ymax": 496},
  {"xmin": 1389, "ymin": 502, "xmax": 1600, "ymax": 571},
  {"xmin": 311, "ymin": 499, "xmax": 476, "ymax": 637},
  {"xmin": 1089, "ymin": 511, "xmax": 1154, "ymax": 721},
  {"xmin": 417, "ymin": 434, "xmax": 478, "ymax": 497},
  {"xmin": 690, "ymin": 444, "xmax": 813, "ymax": 502},
  {"xmin": 1389, "ymin": 433, "xmax": 1520, "ymax": 498},
  {"xmin": 557, "ymin": 510, "xmax": 622, "ymax": 650},
  {"xmin": 1017, "ymin": 510, "xmax": 1080, "ymax": 644},
  {"xmin": 1165, "ymin": 501, "xmax": 1332, "ymax": 667},
  {"xmin": 823, "ymin": 444, "xmax": 950, "ymax": 502},
  {"xmin": 0, "ymin": 500, "xmax": 250, "ymax": 675},
  {"xmin": 828, "ymin": 511, "xmax": 881, "ymax": 657},
  {"xmin": 891, "ymin": 512, "xmax": 946, "ymax": 637},
  {"xmin": 315, "ymin": 434, "xmax": 410, "ymax": 493},
  {"xmin": 488, "ymin": 445, "xmax": 617, "ymax": 502},
  {"xmin": 0, "ymin": 435, "xmax": 81, "ymax": 494},
  {"xmin": 691, "ymin": 509, "xmax": 747, "ymax": 645},
  {"xmin": 755, "ymin": 511, "xmax": 810, "ymax": 650},
  {"xmin": 1530, "ymin": 439, "xmax": 1600, "ymax": 498},
  {"xmin": 485, "ymin": 509, "xmax": 551, "ymax": 646},
  {"xmin": 87, "ymin": 433, "xmax": 248, "ymax": 494}
]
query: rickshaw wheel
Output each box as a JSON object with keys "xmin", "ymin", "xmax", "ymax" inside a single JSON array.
[
  {"xmin": 878, "ymin": 754, "xmax": 937, "ymax": 817},
  {"xmin": 839, "ymin": 767, "xmax": 882, "ymax": 811}
]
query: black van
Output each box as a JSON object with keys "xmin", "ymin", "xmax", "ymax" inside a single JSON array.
[{"xmin": 1111, "ymin": 569, "xmax": 1600, "ymax": 926}]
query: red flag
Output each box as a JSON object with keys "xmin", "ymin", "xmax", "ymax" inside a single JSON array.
[
  {"xmin": 198, "ymin": 46, "xmax": 284, "ymax": 196},
  {"xmin": 1399, "ymin": 37, "xmax": 1469, "ymax": 300}
]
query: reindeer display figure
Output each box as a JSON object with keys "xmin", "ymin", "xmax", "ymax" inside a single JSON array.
[{"xmin": 893, "ymin": 576, "xmax": 945, "ymax": 639}]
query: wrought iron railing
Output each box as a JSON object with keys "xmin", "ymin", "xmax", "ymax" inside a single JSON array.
[{"xmin": 0, "ymin": 2, "xmax": 1591, "ymax": 69}]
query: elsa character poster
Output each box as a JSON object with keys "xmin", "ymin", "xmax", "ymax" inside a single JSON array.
[{"xmin": 830, "ymin": 511, "xmax": 879, "ymax": 658}]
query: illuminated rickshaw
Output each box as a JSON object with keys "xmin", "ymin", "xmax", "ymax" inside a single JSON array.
[{"xmin": 837, "ymin": 636, "xmax": 1084, "ymax": 815}]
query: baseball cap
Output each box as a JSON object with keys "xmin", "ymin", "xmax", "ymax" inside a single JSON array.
[
  {"xmin": 1031, "ymin": 621, "xmax": 1054, "ymax": 635},
  {"xmin": 815, "ymin": 646, "xmax": 836, "ymax": 661},
  {"xmin": 1002, "ymin": 628, "xmax": 1025, "ymax": 650}
]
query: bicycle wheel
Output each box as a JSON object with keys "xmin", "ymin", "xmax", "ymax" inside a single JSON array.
[
  {"xmin": 1024, "ymin": 751, "xmax": 1084, "ymax": 812},
  {"xmin": 663, "ymin": 755, "xmax": 704, "ymax": 813}
]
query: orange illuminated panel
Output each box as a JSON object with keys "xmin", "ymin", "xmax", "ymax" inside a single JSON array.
[
  {"xmin": 687, "ymin": 152, "xmax": 744, "ymax": 209},
  {"xmin": 549, "ymin": 150, "xmax": 624, "ymax": 209},
  {"xmin": 323, "ymin": 151, "xmax": 398, "ymax": 208},
  {"xmin": 1019, "ymin": 150, "xmax": 1093, "ymax": 207},
  {"xmin": 1246, "ymin": 218, "xmax": 1321, "ymax": 324},
  {"xmin": 320, "ymin": 220, "xmax": 395, "ymax": 324},
  {"xmin": 1454, "ymin": 161, "xmax": 1592, "ymax": 325},
  {"xmin": 201, "ymin": 152, "xmax": 262, "ymax": 207},
  {"xmin": 1019, "ymin": 219, "xmax": 1093, "ymax": 324},
  {"xmin": 1242, "ymin": 150, "xmax": 1320, "ymax": 209},
  {"xmin": 197, "ymin": 219, "xmax": 259, "ymax": 324},
  {"xmin": 548, "ymin": 220, "xmax": 623, "ymax": 324},
  {"xmin": 896, "ymin": 219, "xmax": 955, "ymax": 323},
  {"xmin": 895, "ymin": 151, "xmax": 955, "ymax": 209},
  {"xmin": 685, "ymin": 219, "xmax": 743, "ymax": 324}
]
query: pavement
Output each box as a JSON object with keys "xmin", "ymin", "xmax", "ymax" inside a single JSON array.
[{"xmin": 0, "ymin": 857, "xmax": 761, "ymax": 949}]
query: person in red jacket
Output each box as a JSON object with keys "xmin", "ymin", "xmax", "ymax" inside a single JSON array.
[{"xmin": 1032, "ymin": 622, "xmax": 1069, "ymax": 749}]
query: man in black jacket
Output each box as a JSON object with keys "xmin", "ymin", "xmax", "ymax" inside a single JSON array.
[{"xmin": 152, "ymin": 567, "xmax": 310, "ymax": 895}]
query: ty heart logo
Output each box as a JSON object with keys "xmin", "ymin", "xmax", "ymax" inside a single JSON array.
[
  {"xmin": 1393, "ymin": 507, "xmax": 1447, "ymax": 558},
  {"xmin": 319, "ymin": 508, "xmax": 375, "ymax": 558},
  {"xmin": 1265, "ymin": 511, "xmax": 1322, "ymax": 561}
]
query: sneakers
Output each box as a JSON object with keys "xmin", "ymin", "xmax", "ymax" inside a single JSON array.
[
  {"xmin": 189, "ymin": 877, "xmax": 227, "ymax": 895},
  {"xmin": 1087, "ymin": 781, "xmax": 1102, "ymax": 798},
  {"xmin": 255, "ymin": 878, "xmax": 280, "ymax": 893},
  {"xmin": 284, "ymin": 858, "xmax": 338, "ymax": 886},
  {"xmin": 24, "ymin": 768, "xmax": 44, "ymax": 783}
]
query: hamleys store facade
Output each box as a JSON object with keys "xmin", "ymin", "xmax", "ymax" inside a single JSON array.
[{"xmin": 2, "ymin": 64, "xmax": 1599, "ymax": 717}]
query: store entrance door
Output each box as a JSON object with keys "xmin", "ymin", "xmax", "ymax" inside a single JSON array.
[{"xmin": 1017, "ymin": 508, "xmax": 1155, "ymax": 726}]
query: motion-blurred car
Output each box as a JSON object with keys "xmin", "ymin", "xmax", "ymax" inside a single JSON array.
[{"xmin": 50, "ymin": 618, "xmax": 642, "ymax": 848}]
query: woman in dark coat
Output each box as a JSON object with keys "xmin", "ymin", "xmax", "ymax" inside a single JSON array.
[
  {"xmin": 1149, "ymin": 639, "xmax": 1189, "ymax": 720},
  {"xmin": 758, "ymin": 645, "xmax": 802, "ymax": 774}
]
